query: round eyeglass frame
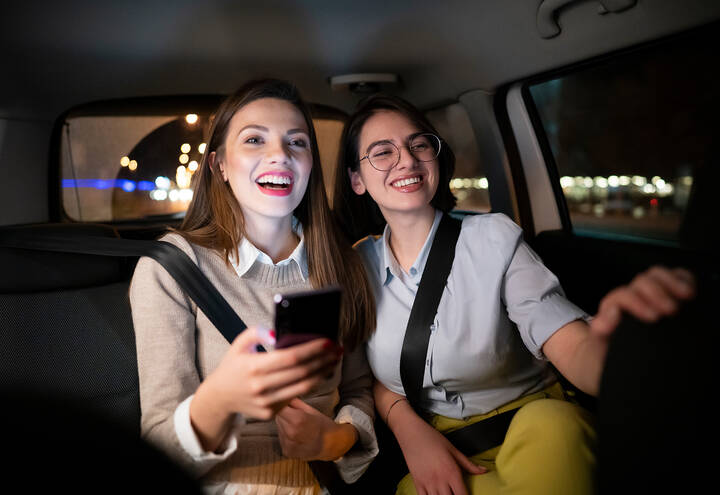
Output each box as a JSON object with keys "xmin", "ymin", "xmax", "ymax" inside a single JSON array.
[{"xmin": 359, "ymin": 133, "xmax": 442, "ymax": 171}]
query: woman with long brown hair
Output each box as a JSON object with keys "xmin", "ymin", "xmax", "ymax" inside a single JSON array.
[
  {"xmin": 130, "ymin": 79, "xmax": 377, "ymax": 494},
  {"xmin": 334, "ymin": 93, "xmax": 695, "ymax": 495}
]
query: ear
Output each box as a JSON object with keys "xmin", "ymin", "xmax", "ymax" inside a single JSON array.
[
  {"xmin": 209, "ymin": 151, "xmax": 227, "ymax": 182},
  {"xmin": 348, "ymin": 167, "xmax": 366, "ymax": 195}
]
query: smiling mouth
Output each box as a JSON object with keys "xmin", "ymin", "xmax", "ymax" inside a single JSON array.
[
  {"xmin": 256, "ymin": 174, "xmax": 293, "ymax": 190},
  {"xmin": 391, "ymin": 176, "xmax": 422, "ymax": 188}
]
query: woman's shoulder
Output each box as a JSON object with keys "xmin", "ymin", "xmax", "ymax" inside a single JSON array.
[
  {"xmin": 353, "ymin": 234, "xmax": 382, "ymax": 256},
  {"xmin": 352, "ymin": 234, "xmax": 383, "ymax": 271},
  {"xmin": 157, "ymin": 231, "xmax": 197, "ymax": 256},
  {"xmin": 133, "ymin": 231, "xmax": 203, "ymax": 279},
  {"xmin": 460, "ymin": 212, "xmax": 523, "ymax": 245}
]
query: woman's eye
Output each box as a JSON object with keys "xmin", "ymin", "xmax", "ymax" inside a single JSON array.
[
  {"xmin": 245, "ymin": 136, "xmax": 262, "ymax": 144},
  {"xmin": 410, "ymin": 144, "xmax": 428, "ymax": 151},
  {"xmin": 290, "ymin": 138, "xmax": 307, "ymax": 148}
]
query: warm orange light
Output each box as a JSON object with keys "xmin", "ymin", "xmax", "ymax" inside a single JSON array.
[{"xmin": 186, "ymin": 114, "xmax": 198, "ymax": 124}]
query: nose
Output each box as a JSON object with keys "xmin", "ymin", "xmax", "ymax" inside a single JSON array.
[
  {"xmin": 394, "ymin": 145, "xmax": 417, "ymax": 171},
  {"xmin": 265, "ymin": 138, "xmax": 291, "ymax": 164}
]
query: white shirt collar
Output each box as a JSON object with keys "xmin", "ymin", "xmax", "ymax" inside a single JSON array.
[
  {"xmin": 230, "ymin": 218, "xmax": 308, "ymax": 281},
  {"xmin": 380, "ymin": 210, "xmax": 443, "ymax": 285}
]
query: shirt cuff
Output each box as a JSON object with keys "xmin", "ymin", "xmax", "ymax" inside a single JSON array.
[
  {"xmin": 173, "ymin": 395, "xmax": 241, "ymax": 464},
  {"xmin": 333, "ymin": 405, "xmax": 379, "ymax": 483},
  {"xmin": 526, "ymin": 293, "xmax": 590, "ymax": 359}
]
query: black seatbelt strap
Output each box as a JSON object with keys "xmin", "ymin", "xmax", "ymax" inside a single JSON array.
[
  {"xmin": 0, "ymin": 233, "xmax": 246, "ymax": 342},
  {"xmin": 0, "ymin": 231, "xmax": 342, "ymax": 492},
  {"xmin": 444, "ymin": 409, "xmax": 518, "ymax": 457},
  {"xmin": 400, "ymin": 213, "xmax": 462, "ymax": 409},
  {"xmin": 398, "ymin": 213, "xmax": 517, "ymax": 457}
]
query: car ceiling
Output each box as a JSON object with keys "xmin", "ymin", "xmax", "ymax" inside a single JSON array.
[{"xmin": 2, "ymin": 0, "xmax": 719, "ymax": 120}]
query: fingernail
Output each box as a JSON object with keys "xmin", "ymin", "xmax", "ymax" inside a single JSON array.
[
  {"xmin": 478, "ymin": 466, "xmax": 488, "ymax": 474},
  {"xmin": 257, "ymin": 326, "xmax": 276, "ymax": 345},
  {"xmin": 322, "ymin": 340, "xmax": 334, "ymax": 350}
]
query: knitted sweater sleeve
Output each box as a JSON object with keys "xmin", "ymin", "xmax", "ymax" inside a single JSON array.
[
  {"xmin": 332, "ymin": 344, "xmax": 379, "ymax": 483},
  {"xmin": 129, "ymin": 235, "xmax": 235, "ymax": 477}
]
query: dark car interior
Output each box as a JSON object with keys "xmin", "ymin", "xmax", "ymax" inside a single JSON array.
[{"xmin": 2, "ymin": 1, "xmax": 719, "ymax": 492}]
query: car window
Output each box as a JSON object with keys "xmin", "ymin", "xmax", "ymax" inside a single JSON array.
[
  {"xmin": 525, "ymin": 28, "xmax": 717, "ymax": 247},
  {"xmin": 426, "ymin": 103, "xmax": 489, "ymax": 213},
  {"xmin": 59, "ymin": 105, "xmax": 345, "ymax": 223}
]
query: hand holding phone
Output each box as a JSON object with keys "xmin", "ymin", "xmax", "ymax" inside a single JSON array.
[{"xmin": 273, "ymin": 286, "xmax": 342, "ymax": 349}]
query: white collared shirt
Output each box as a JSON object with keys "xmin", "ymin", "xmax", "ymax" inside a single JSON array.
[
  {"xmin": 356, "ymin": 210, "xmax": 589, "ymax": 419},
  {"xmin": 230, "ymin": 218, "xmax": 309, "ymax": 281}
]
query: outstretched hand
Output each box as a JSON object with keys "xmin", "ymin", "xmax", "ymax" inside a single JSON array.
[{"xmin": 591, "ymin": 266, "xmax": 695, "ymax": 337}]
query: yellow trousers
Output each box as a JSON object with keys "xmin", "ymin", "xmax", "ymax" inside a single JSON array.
[{"xmin": 397, "ymin": 383, "xmax": 596, "ymax": 495}]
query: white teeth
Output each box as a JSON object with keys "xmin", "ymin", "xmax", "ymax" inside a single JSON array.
[
  {"xmin": 257, "ymin": 175, "xmax": 292, "ymax": 185},
  {"xmin": 392, "ymin": 177, "xmax": 421, "ymax": 187}
]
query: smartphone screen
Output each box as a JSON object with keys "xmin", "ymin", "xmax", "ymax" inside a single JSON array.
[{"xmin": 273, "ymin": 286, "xmax": 341, "ymax": 349}]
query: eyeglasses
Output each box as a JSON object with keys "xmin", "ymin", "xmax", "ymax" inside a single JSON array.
[{"xmin": 359, "ymin": 133, "xmax": 441, "ymax": 171}]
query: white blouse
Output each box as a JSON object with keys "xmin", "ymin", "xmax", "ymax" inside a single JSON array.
[{"xmin": 356, "ymin": 211, "xmax": 588, "ymax": 419}]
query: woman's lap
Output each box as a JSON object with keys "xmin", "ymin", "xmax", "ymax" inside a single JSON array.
[{"xmin": 397, "ymin": 397, "xmax": 596, "ymax": 495}]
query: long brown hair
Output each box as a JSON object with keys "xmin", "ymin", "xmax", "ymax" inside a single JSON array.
[
  {"xmin": 333, "ymin": 93, "xmax": 457, "ymax": 242},
  {"xmin": 181, "ymin": 79, "xmax": 375, "ymax": 349}
]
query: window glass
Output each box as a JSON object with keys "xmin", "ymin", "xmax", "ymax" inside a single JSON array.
[
  {"xmin": 527, "ymin": 28, "xmax": 717, "ymax": 247},
  {"xmin": 60, "ymin": 109, "xmax": 345, "ymax": 222},
  {"xmin": 426, "ymin": 103, "xmax": 489, "ymax": 212}
]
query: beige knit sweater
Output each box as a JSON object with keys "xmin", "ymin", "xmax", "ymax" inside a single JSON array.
[{"xmin": 129, "ymin": 233, "xmax": 377, "ymax": 492}]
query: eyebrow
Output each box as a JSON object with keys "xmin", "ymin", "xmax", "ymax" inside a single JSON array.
[
  {"xmin": 238, "ymin": 124, "xmax": 268, "ymax": 134},
  {"xmin": 365, "ymin": 139, "xmax": 394, "ymax": 154},
  {"xmin": 364, "ymin": 133, "xmax": 424, "ymax": 154},
  {"xmin": 237, "ymin": 125, "xmax": 309, "ymax": 136}
]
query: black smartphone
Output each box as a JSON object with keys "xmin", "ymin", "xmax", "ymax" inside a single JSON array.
[{"xmin": 273, "ymin": 286, "xmax": 342, "ymax": 349}]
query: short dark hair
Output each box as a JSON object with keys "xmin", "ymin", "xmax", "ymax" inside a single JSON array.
[{"xmin": 333, "ymin": 93, "xmax": 457, "ymax": 241}]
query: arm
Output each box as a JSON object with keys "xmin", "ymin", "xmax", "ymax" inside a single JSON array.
[
  {"xmin": 132, "ymin": 241, "xmax": 342, "ymax": 473},
  {"xmin": 543, "ymin": 266, "xmax": 695, "ymax": 396},
  {"xmin": 191, "ymin": 330, "xmax": 341, "ymax": 452},
  {"xmin": 275, "ymin": 398, "xmax": 359, "ymax": 461},
  {"xmin": 130, "ymin": 252, "xmax": 211, "ymax": 475},
  {"xmin": 374, "ymin": 381, "xmax": 485, "ymax": 495},
  {"xmin": 332, "ymin": 344, "xmax": 379, "ymax": 481},
  {"xmin": 274, "ymin": 345, "xmax": 380, "ymax": 482}
]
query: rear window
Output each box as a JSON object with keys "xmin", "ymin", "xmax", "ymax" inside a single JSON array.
[
  {"xmin": 59, "ymin": 99, "xmax": 345, "ymax": 223},
  {"xmin": 526, "ymin": 27, "xmax": 718, "ymax": 247}
]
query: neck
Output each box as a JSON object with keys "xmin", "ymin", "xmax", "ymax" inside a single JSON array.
[
  {"xmin": 382, "ymin": 205, "xmax": 437, "ymax": 272},
  {"xmin": 242, "ymin": 213, "xmax": 298, "ymax": 263}
]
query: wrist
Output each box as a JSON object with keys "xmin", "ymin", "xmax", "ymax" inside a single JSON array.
[
  {"xmin": 190, "ymin": 380, "xmax": 235, "ymax": 452},
  {"xmin": 319, "ymin": 422, "xmax": 358, "ymax": 461},
  {"xmin": 385, "ymin": 398, "xmax": 414, "ymax": 434}
]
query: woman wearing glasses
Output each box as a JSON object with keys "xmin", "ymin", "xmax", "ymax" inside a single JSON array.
[{"xmin": 333, "ymin": 94, "xmax": 695, "ymax": 495}]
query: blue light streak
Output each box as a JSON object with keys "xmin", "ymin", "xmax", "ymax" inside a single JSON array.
[{"xmin": 62, "ymin": 179, "xmax": 155, "ymax": 192}]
